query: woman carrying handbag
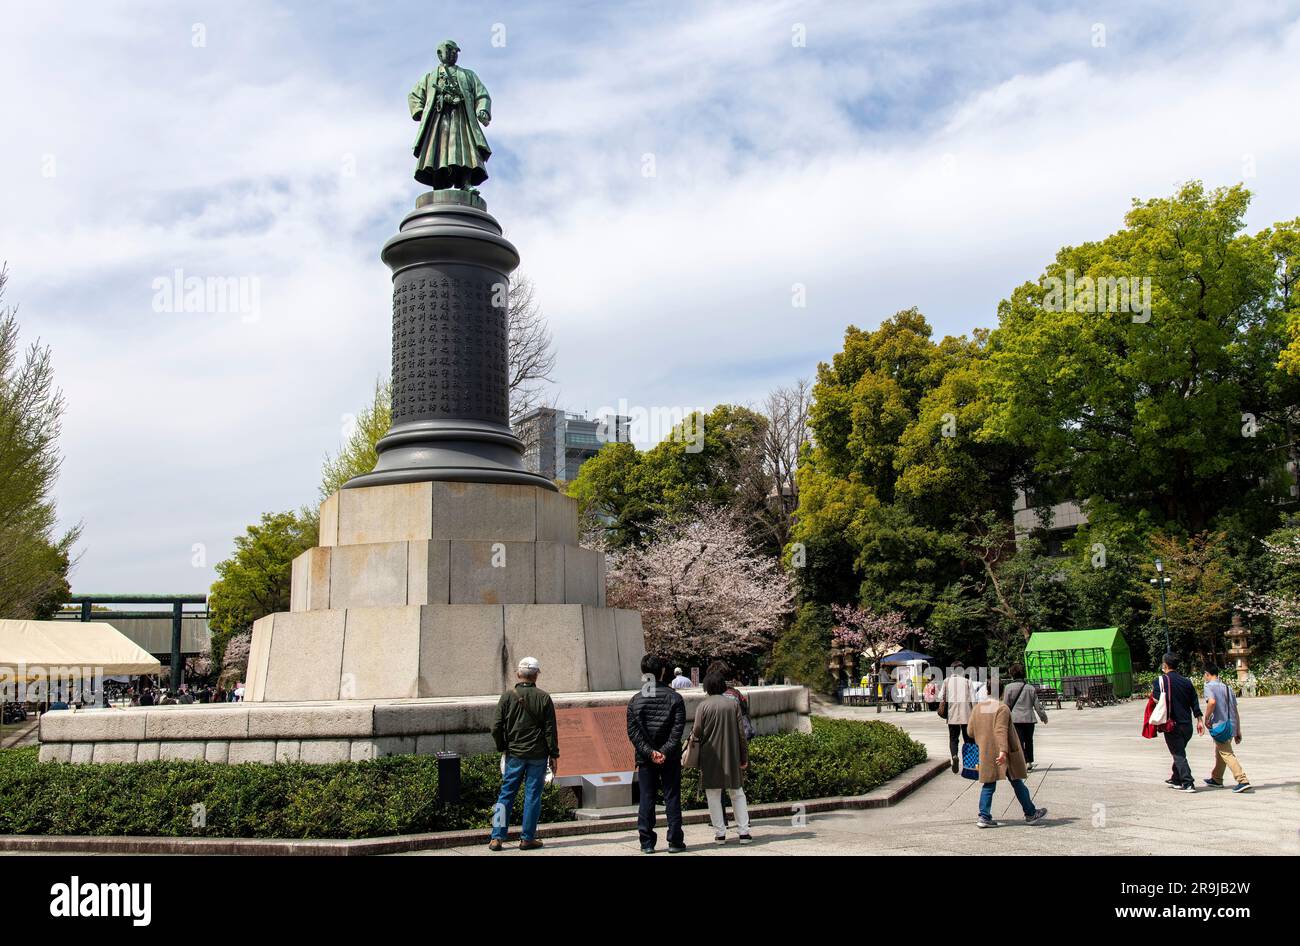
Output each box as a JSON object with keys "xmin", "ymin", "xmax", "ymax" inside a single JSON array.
[{"xmin": 687, "ymin": 672, "xmax": 752, "ymax": 844}]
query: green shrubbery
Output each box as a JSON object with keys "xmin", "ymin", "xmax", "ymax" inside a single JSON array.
[
  {"xmin": 680, "ymin": 717, "xmax": 926, "ymax": 806},
  {"xmin": 0, "ymin": 718, "xmax": 926, "ymax": 839},
  {"xmin": 1133, "ymin": 664, "xmax": 1300, "ymax": 698},
  {"xmin": 0, "ymin": 749, "xmax": 572, "ymax": 839},
  {"xmin": 1251, "ymin": 662, "xmax": 1300, "ymax": 696}
]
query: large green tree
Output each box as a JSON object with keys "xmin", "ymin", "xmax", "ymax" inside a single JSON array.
[
  {"xmin": 1266, "ymin": 219, "xmax": 1300, "ymax": 377},
  {"xmin": 790, "ymin": 185, "xmax": 1300, "ymax": 675},
  {"xmin": 1137, "ymin": 531, "xmax": 1236, "ymax": 665},
  {"xmin": 0, "ymin": 268, "xmax": 79, "ymax": 619},
  {"xmin": 567, "ymin": 404, "xmax": 771, "ymax": 550},
  {"xmin": 791, "ymin": 309, "xmax": 1022, "ymax": 660},
  {"xmin": 983, "ymin": 182, "xmax": 1299, "ymax": 535}
]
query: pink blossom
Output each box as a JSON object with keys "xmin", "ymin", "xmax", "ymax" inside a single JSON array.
[
  {"xmin": 607, "ymin": 505, "xmax": 793, "ymax": 661},
  {"xmin": 830, "ymin": 603, "xmax": 929, "ymax": 660}
]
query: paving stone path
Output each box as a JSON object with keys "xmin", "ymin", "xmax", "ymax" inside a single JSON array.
[{"xmin": 420, "ymin": 694, "xmax": 1300, "ymax": 856}]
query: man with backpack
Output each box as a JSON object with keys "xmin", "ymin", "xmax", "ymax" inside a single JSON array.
[
  {"xmin": 626, "ymin": 654, "xmax": 687, "ymax": 854},
  {"xmin": 1152, "ymin": 653, "xmax": 1204, "ymax": 793},
  {"xmin": 488, "ymin": 656, "xmax": 559, "ymax": 851},
  {"xmin": 1201, "ymin": 662, "xmax": 1251, "ymax": 793}
]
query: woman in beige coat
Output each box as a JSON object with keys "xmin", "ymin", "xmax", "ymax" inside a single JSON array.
[
  {"xmin": 966, "ymin": 695, "xmax": 1048, "ymax": 828},
  {"xmin": 690, "ymin": 673, "xmax": 751, "ymax": 843}
]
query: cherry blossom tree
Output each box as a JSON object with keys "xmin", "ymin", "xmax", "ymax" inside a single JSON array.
[
  {"xmin": 607, "ymin": 505, "xmax": 793, "ymax": 662},
  {"xmin": 831, "ymin": 603, "xmax": 930, "ymax": 660},
  {"xmin": 220, "ymin": 630, "xmax": 252, "ymax": 682},
  {"xmin": 187, "ymin": 647, "xmax": 214, "ymax": 681},
  {"xmin": 1242, "ymin": 533, "xmax": 1300, "ymax": 626}
]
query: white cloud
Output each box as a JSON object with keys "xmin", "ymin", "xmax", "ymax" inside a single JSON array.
[{"xmin": 2, "ymin": 0, "xmax": 1299, "ymax": 591}]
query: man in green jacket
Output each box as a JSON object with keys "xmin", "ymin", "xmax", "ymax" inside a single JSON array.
[{"xmin": 488, "ymin": 657, "xmax": 559, "ymax": 851}]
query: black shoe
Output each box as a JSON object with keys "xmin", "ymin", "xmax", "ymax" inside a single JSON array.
[
  {"xmin": 668, "ymin": 843, "xmax": 687, "ymax": 853},
  {"xmin": 1164, "ymin": 777, "xmax": 1179, "ymax": 785},
  {"xmin": 1024, "ymin": 807, "xmax": 1047, "ymax": 824},
  {"xmin": 738, "ymin": 833, "xmax": 752, "ymax": 844},
  {"xmin": 641, "ymin": 846, "xmax": 656, "ymax": 854},
  {"xmin": 1203, "ymin": 777, "xmax": 1223, "ymax": 787},
  {"xmin": 951, "ymin": 755, "xmax": 960, "ymax": 774}
]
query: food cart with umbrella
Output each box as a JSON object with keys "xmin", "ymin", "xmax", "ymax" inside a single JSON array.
[{"xmin": 879, "ymin": 649, "xmax": 934, "ymax": 710}]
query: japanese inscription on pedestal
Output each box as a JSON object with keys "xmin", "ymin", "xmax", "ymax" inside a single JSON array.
[{"xmin": 391, "ymin": 269, "xmax": 508, "ymax": 424}]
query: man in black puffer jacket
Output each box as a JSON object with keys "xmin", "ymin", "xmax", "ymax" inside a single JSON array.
[{"xmin": 626, "ymin": 654, "xmax": 687, "ymax": 854}]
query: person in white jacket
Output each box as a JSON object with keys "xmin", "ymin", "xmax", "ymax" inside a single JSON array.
[{"xmin": 938, "ymin": 662, "xmax": 976, "ymax": 774}]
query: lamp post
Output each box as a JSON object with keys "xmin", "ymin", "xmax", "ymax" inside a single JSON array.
[{"xmin": 1150, "ymin": 558, "xmax": 1171, "ymax": 653}]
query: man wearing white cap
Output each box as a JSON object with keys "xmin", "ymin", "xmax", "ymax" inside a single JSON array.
[{"xmin": 489, "ymin": 656, "xmax": 560, "ymax": 851}]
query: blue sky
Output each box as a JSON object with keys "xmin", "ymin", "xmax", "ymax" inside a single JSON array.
[{"xmin": 3, "ymin": 0, "xmax": 1300, "ymax": 593}]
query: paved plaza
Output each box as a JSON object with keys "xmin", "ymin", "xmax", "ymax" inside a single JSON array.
[{"xmin": 416, "ymin": 694, "xmax": 1300, "ymax": 856}]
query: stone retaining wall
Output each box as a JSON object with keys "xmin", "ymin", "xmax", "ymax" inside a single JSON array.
[{"xmin": 38, "ymin": 685, "xmax": 812, "ymax": 765}]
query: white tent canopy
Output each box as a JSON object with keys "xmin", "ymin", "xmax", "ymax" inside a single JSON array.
[{"xmin": 0, "ymin": 619, "xmax": 162, "ymax": 680}]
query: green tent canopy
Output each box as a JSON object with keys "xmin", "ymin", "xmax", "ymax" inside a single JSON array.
[{"xmin": 1024, "ymin": 627, "xmax": 1133, "ymax": 698}]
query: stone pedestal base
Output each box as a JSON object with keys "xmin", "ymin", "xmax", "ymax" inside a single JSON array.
[
  {"xmin": 247, "ymin": 480, "xmax": 637, "ymax": 703},
  {"xmin": 245, "ymin": 604, "xmax": 644, "ymax": 701},
  {"xmin": 38, "ymin": 686, "xmax": 813, "ymax": 765}
]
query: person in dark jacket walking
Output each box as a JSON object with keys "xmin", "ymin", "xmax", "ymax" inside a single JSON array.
[
  {"xmin": 626, "ymin": 654, "xmax": 687, "ymax": 854},
  {"xmin": 488, "ymin": 656, "xmax": 559, "ymax": 851},
  {"xmin": 1153, "ymin": 653, "xmax": 1204, "ymax": 792},
  {"xmin": 1002, "ymin": 663, "xmax": 1048, "ymax": 770}
]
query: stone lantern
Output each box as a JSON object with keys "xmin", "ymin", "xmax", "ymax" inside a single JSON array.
[
  {"xmin": 1224, "ymin": 612, "xmax": 1252, "ymax": 684},
  {"xmin": 828, "ymin": 640, "xmax": 859, "ymax": 694}
]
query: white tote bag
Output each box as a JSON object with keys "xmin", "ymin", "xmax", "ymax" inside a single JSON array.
[{"xmin": 1148, "ymin": 675, "xmax": 1170, "ymax": 727}]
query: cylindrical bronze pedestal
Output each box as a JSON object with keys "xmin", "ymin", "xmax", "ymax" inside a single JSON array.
[{"xmin": 346, "ymin": 197, "xmax": 556, "ymax": 491}]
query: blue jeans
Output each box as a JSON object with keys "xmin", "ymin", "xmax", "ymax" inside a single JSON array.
[
  {"xmin": 979, "ymin": 778, "xmax": 1037, "ymax": 819},
  {"xmin": 491, "ymin": 756, "xmax": 547, "ymax": 841}
]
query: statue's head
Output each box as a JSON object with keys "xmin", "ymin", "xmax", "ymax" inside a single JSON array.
[{"xmin": 436, "ymin": 40, "xmax": 460, "ymax": 66}]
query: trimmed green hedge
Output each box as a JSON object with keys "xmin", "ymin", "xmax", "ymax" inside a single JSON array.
[
  {"xmin": 681, "ymin": 716, "xmax": 926, "ymax": 806},
  {"xmin": 0, "ymin": 750, "xmax": 573, "ymax": 839},
  {"xmin": 0, "ymin": 717, "xmax": 926, "ymax": 839}
]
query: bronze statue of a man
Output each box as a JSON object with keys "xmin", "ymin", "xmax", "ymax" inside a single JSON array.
[{"xmin": 409, "ymin": 40, "xmax": 492, "ymax": 191}]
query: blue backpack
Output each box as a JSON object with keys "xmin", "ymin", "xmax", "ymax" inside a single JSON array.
[{"xmin": 960, "ymin": 741, "xmax": 980, "ymax": 779}]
